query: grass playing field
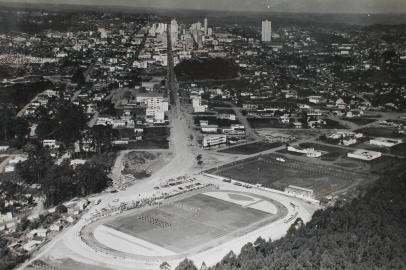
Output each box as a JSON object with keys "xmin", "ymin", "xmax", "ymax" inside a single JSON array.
[
  {"xmin": 209, "ymin": 154, "xmax": 365, "ymax": 198},
  {"xmin": 105, "ymin": 193, "xmax": 270, "ymax": 252}
]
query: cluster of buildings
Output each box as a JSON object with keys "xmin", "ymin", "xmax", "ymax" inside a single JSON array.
[{"xmin": 1, "ymin": 195, "xmax": 89, "ymax": 255}]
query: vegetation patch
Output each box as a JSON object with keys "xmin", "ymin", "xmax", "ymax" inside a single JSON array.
[
  {"xmin": 175, "ymin": 58, "xmax": 239, "ymax": 81},
  {"xmin": 122, "ymin": 151, "xmax": 172, "ymax": 179},
  {"xmin": 219, "ymin": 142, "xmax": 283, "ymax": 155}
]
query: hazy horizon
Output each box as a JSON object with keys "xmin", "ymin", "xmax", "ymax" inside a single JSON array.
[{"xmin": 0, "ymin": 0, "xmax": 406, "ymax": 14}]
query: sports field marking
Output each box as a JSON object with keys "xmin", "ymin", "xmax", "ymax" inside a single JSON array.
[
  {"xmin": 247, "ymin": 200, "xmax": 278, "ymax": 215},
  {"xmin": 94, "ymin": 225, "xmax": 176, "ymax": 256},
  {"xmin": 203, "ymin": 191, "xmax": 261, "ymax": 207}
]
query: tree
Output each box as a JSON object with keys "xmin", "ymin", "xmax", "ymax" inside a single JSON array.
[
  {"xmin": 54, "ymin": 101, "xmax": 87, "ymax": 145},
  {"xmin": 36, "ymin": 100, "xmax": 87, "ymax": 145},
  {"xmin": 196, "ymin": 154, "xmax": 203, "ymax": 172},
  {"xmin": 175, "ymin": 259, "xmax": 197, "ymax": 270},
  {"xmin": 90, "ymin": 125, "xmax": 118, "ymax": 153},
  {"xmin": 0, "ymin": 107, "xmax": 29, "ymax": 147},
  {"xmin": 55, "ymin": 204, "xmax": 68, "ymax": 214},
  {"xmin": 71, "ymin": 67, "xmax": 86, "ymax": 84},
  {"xmin": 16, "ymin": 144, "xmax": 53, "ymax": 184}
]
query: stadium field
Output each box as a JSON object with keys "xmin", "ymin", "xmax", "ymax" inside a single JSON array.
[{"xmin": 105, "ymin": 193, "xmax": 271, "ymax": 252}]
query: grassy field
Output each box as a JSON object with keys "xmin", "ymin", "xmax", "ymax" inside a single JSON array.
[
  {"xmin": 209, "ymin": 154, "xmax": 364, "ymax": 198},
  {"xmin": 390, "ymin": 143, "xmax": 406, "ymax": 157},
  {"xmin": 219, "ymin": 142, "xmax": 283, "ymax": 155},
  {"xmin": 105, "ymin": 193, "xmax": 269, "ymax": 252},
  {"xmin": 356, "ymin": 127, "xmax": 406, "ymax": 139},
  {"xmin": 341, "ymin": 117, "xmax": 377, "ymax": 126},
  {"xmin": 323, "ymin": 119, "xmax": 347, "ymax": 129},
  {"xmin": 248, "ymin": 118, "xmax": 286, "ymax": 129}
]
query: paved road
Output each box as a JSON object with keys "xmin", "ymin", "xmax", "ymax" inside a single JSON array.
[
  {"xmin": 225, "ymin": 101, "xmax": 261, "ymax": 141},
  {"xmin": 166, "ymin": 27, "xmax": 180, "ymax": 112}
]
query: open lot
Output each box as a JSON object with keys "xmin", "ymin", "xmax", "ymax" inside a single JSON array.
[
  {"xmin": 104, "ymin": 193, "xmax": 272, "ymax": 252},
  {"xmin": 248, "ymin": 118, "xmax": 286, "ymax": 129},
  {"xmin": 390, "ymin": 143, "xmax": 406, "ymax": 157},
  {"xmin": 356, "ymin": 127, "xmax": 406, "ymax": 139},
  {"xmin": 219, "ymin": 142, "xmax": 283, "ymax": 155},
  {"xmin": 121, "ymin": 151, "xmax": 172, "ymax": 179},
  {"xmin": 208, "ymin": 154, "xmax": 366, "ymax": 198},
  {"xmin": 341, "ymin": 117, "xmax": 378, "ymax": 126},
  {"xmin": 117, "ymin": 127, "xmax": 170, "ymax": 149}
]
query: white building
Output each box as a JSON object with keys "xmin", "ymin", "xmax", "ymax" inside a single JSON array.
[
  {"xmin": 287, "ymin": 146, "xmax": 322, "ymax": 158},
  {"xmin": 308, "ymin": 96, "xmax": 323, "ymax": 104},
  {"xmin": 192, "ymin": 97, "xmax": 208, "ymax": 113},
  {"xmin": 203, "ymin": 134, "xmax": 227, "ymax": 148},
  {"xmin": 201, "ymin": 125, "xmax": 218, "ymax": 133},
  {"xmin": 170, "ymin": 19, "xmax": 179, "ymax": 46},
  {"xmin": 347, "ymin": 149, "xmax": 382, "ymax": 161},
  {"xmin": 285, "ymin": 185, "xmax": 314, "ymax": 199},
  {"xmin": 146, "ymin": 107, "xmax": 165, "ymax": 124},
  {"xmin": 42, "ymin": 139, "xmax": 60, "ymax": 149},
  {"xmin": 0, "ymin": 212, "xmax": 12, "ymax": 223},
  {"xmin": 218, "ymin": 114, "xmax": 236, "ymax": 121},
  {"xmin": 369, "ymin": 137, "xmax": 402, "ymax": 147},
  {"xmin": 261, "ymin": 20, "xmax": 272, "ymax": 42}
]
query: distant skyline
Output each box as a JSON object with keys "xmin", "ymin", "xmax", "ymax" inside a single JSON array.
[{"xmin": 0, "ymin": 0, "xmax": 406, "ymax": 14}]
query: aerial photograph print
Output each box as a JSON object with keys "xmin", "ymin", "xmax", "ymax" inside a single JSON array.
[{"xmin": 0, "ymin": 0, "xmax": 405, "ymax": 269}]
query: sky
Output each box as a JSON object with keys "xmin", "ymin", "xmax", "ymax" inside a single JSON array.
[{"xmin": 1, "ymin": 0, "xmax": 406, "ymax": 14}]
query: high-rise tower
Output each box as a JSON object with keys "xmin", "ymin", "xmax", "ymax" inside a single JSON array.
[{"xmin": 261, "ymin": 20, "xmax": 272, "ymax": 42}]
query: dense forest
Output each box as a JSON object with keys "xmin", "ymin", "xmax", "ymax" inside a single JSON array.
[
  {"xmin": 176, "ymin": 171, "xmax": 406, "ymax": 270},
  {"xmin": 35, "ymin": 100, "xmax": 88, "ymax": 145},
  {"xmin": 0, "ymin": 106, "xmax": 29, "ymax": 147},
  {"xmin": 175, "ymin": 58, "xmax": 239, "ymax": 81},
  {"xmin": 0, "ymin": 80, "xmax": 53, "ymax": 109}
]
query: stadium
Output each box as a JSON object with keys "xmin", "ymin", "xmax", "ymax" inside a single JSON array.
[{"xmin": 67, "ymin": 186, "xmax": 318, "ymax": 269}]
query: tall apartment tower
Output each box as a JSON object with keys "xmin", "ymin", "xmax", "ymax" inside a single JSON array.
[
  {"xmin": 204, "ymin": 18, "xmax": 208, "ymax": 35},
  {"xmin": 170, "ymin": 19, "xmax": 179, "ymax": 46},
  {"xmin": 261, "ymin": 20, "xmax": 272, "ymax": 42}
]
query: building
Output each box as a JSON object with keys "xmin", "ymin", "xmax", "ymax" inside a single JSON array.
[
  {"xmin": 42, "ymin": 139, "xmax": 60, "ymax": 149},
  {"xmin": 204, "ymin": 18, "xmax": 208, "ymax": 35},
  {"xmin": 218, "ymin": 114, "xmax": 236, "ymax": 121},
  {"xmin": 201, "ymin": 125, "xmax": 218, "ymax": 133},
  {"xmin": 146, "ymin": 107, "xmax": 165, "ymax": 124},
  {"xmin": 308, "ymin": 96, "xmax": 323, "ymax": 104},
  {"xmin": 347, "ymin": 149, "xmax": 382, "ymax": 161},
  {"xmin": 264, "ymin": 132, "xmax": 294, "ymax": 143},
  {"xmin": 23, "ymin": 240, "xmax": 42, "ymax": 252},
  {"xmin": 203, "ymin": 134, "xmax": 227, "ymax": 148},
  {"xmin": 369, "ymin": 137, "xmax": 402, "ymax": 147},
  {"xmin": 285, "ymin": 185, "xmax": 314, "ymax": 199},
  {"xmin": 0, "ymin": 212, "xmax": 12, "ymax": 223},
  {"xmin": 170, "ymin": 19, "xmax": 179, "ymax": 46},
  {"xmin": 287, "ymin": 146, "xmax": 322, "ymax": 158},
  {"xmin": 261, "ymin": 20, "xmax": 272, "ymax": 42},
  {"xmin": 192, "ymin": 97, "xmax": 208, "ymax": 113}
]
